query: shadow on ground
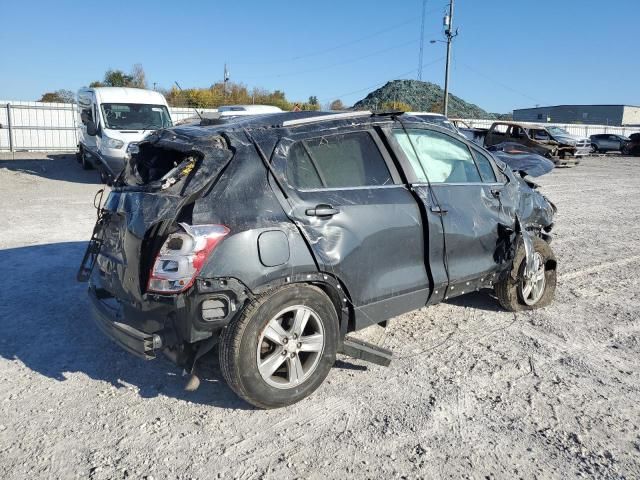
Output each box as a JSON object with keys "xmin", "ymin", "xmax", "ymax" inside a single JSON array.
[
  {"xmin": 0, "ymin": 154, "xmax": 103, "ymax": 185},
  {"xmin": 0, "ymin": 241, "xmax": 250, "ymax": 410},
  {"xmin": 444, "ymin": 289, "xmax": 503, "ymax": 312}
]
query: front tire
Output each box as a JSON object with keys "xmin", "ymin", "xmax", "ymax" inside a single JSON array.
[
  {"xmin": 80, "ymin": 149, "xmax": 92, "ymax": 170},
  {"xmin": 495, "ymin": 236, "xmax": 557, "ymax": 311},
  {"xmin": 219, "ymin": 284, "xmax": 339, "ymax": 409}
]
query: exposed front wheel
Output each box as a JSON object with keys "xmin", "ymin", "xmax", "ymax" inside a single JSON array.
[
  {"xmin": 591, "ymin": 144, "xmax": 598, "ymax": 154},
  {"xmin": 219, "ymin": 285, "xmax": 339, "ymax": 409},
  {"xmin": 495, "ymin": 236, "xmax": 557, "ymax": 311}
]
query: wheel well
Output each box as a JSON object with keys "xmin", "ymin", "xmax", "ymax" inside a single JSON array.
[
  {"xmin": 251, "ymin": 273, "xmax": 355, "ymax": 336},
  {"xmin": 545, "ymin": 258, "xmax": 557, "ymax": 272}
]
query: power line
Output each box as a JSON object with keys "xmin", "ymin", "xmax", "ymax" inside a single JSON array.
[
  {"xmin": 457, "ymin": 61, "xmax": 548, "ymax": 105},
  {"xmin": 324, "ymin": 56, "xmax": 444, "ymax": 102},
  {"xmin": 234, "ymin": 8, "xmax": 444, "ymax": 66},
  {"xmin": 242, "ymin": 39, "xmax": 420, "ymax": 80}
]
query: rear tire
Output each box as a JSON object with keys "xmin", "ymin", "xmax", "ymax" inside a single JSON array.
[
  {"xmin": 219, "ymin": 284, "xmax": 339, "ymax": 409},
  {"xmin": 495, "ymin": 236, "xmax": 557, "ymax": 312},
  {"xmin": 591, "ymin": 144, "xmax": 598, "ymax": 154}
]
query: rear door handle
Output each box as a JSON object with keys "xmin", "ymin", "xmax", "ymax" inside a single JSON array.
[{"xmin": 305, "ymin": 204, "xmax": 339, "ymax": 217}]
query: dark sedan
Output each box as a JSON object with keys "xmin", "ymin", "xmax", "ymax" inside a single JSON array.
[
  {"xmin": 622, "ymin": 133, "xmax": 640, "ymax": 156},
  {"xmin": 589, "ymin": 134, "xmax": 629, "ymax": 153}
]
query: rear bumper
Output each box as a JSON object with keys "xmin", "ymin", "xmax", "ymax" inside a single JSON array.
[{"xmin": 88, "ymin": 286, "xmax": 163, "ymax": 360}]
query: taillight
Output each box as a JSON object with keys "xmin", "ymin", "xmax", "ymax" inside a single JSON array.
[{"xmin": 147, "ymin": 223, "xmax": 229, "ymax": 294}]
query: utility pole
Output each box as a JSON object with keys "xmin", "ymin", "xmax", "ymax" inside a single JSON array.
[
  {"xmin": 223, "ymin": 63, "xmax": 230, "ymax": 99},
  {"xmin": 417, "ymin": 0, "xmax": 427, "ymax": 81},
  {"xmin": 443, "ymin": 0, "xmax": 458, "ymax": 117}
]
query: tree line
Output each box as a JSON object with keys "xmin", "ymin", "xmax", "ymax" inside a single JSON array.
[{"xmin": 38, "ymin": 64, "xmax": 347, "ymax": 111}]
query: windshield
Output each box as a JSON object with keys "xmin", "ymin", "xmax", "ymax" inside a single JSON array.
[
  {"xmin": 100, "ymin": 103, "xmax": 173, "ymax": 130},
  {"xmin": 415, "ymin": 115, "xmax": 457, "ymax": 132},
  {"xmin": 546, "ymin": 126, "xmax": 570, "ymax": 137}
]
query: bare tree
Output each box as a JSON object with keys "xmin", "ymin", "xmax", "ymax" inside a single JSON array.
[{"xmin": 329, "ymin": 99, "xmax": 344, "ymax": 111}]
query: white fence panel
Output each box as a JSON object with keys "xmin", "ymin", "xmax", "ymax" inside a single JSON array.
[
  {"xmin": 2, "ymin": 100, "xmax": 639, "ymax": 152},
  {"xmin": 0, "ymin": 101, "xmax": 221, "ymax": 151}
]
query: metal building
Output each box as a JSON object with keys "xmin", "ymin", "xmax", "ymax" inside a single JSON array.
[{"xmin": 513, "ymin": 105, "xmax": 640, "ymax": 127}]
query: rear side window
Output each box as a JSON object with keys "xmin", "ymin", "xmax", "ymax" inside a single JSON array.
[
  {"xmin": 393, "ymin": 129, "xmax": 481, "ymax": 183},
  {"xmin": 286, "ymin": 131, "xmax": 392, "ymax": 189},
  {"xmin": 473, "ymin": 149, "xmax": 497, "ymax": 182}
]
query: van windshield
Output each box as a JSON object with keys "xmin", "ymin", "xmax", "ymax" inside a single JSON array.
[{"xmin": 100, "ymin": 103, "xmax": 173, "ymax": 130}]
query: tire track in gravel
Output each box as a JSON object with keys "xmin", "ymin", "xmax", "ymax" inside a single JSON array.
[{"xmin": 559, "ymin": 254, "xmax": 640, "ymax": 281}]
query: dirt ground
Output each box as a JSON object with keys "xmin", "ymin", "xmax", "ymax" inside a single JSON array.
[{"xmin": 0, "ymin": 152, "xmax": 639, "ymax": 480}]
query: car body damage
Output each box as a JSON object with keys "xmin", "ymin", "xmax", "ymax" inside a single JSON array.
[
  {"xmin": 78, "ymin": 111, "xmax": 558, "ymax": 408},
  {"xmin": 487, "ymin": 142, "xmax": 556, "ymax": 177}
]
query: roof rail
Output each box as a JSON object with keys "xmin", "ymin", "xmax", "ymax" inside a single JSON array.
[{"xmin": 282, "ymin": 110, "xmax": 372, "ymax": 127}]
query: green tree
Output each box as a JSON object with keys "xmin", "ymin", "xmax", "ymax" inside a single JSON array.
[
  {"xmin": 89, "ymin": 64, "xmax": 148, "ymax": 89},
  {"xmin": 308, "ymin": 95, "xmax": 319, "ymax": 106},
  {"xmin": 381, "ymin": 100, "xmax": 412, "ymax": 112},
  {"xmin": 39, "ymin": 89, "xmax": 75, "ymax": 103}
]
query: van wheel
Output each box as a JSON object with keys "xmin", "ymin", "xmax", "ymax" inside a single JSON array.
[
  {"xmin": 219, "ymin": 285, "xmax": 338, "ymax": 409},
  {"xmin": 80, "ymin": 149, "xmax": 92, "ymax": 170},
  {"xmin": 495, "ymin": 236, "xmax": 557, "ymax": 311}
]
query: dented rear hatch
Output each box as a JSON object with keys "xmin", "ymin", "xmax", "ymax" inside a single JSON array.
[{"xmin": 78, "ymin": 128, "xmax": 233, "ymax": 305}]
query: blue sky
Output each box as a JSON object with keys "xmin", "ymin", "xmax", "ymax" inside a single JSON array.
[{"xmin": 1, "ymin": 0, "xmax": 638, "ymax": 113}]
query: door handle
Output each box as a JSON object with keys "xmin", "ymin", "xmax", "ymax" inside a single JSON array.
[
  {"xmin": 490, "ymin": 188, "xmax": 501, "ymax": 198},
  {"xmin": 305, "ymin": 204, "xmax": 339, "ymax": 217},
  {"xmin": 430, "ymin": 205, "xmax": 448, "ymax": 215}
]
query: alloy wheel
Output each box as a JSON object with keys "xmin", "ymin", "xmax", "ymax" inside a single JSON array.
[
  {"xmin": 520, "ymin": 252, "xmax": 546, "ymax": 305},
  {"xmin": 256, "ymin": 306, "xmax": 325, "ymax": 389}
]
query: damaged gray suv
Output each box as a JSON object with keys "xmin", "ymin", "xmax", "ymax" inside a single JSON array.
[{"xmin": 78, "ymin": 111, "xmax": 557, "ymax": 408}]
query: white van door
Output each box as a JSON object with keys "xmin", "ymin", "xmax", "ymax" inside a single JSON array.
[{"xmin": 78, "ymin": 92, "xmax": 98, "ymax": 153}]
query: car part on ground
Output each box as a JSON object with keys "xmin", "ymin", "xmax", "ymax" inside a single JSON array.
[{"xmin": 78, "ymin": 111, "xmax": 557, "ymax": 408}]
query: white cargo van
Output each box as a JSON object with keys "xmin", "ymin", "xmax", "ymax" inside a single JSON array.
[{"xmin": 77, "ymin": 87, "xmax": 173, "ymax": 182}]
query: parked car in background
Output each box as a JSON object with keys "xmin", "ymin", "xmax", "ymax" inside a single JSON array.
[
  {"xmin": 450, "ymin": 118, "xmax": 489, "ymax": 145},
  {"xmin": 622, "ymin": 133, "xmax": 640, "ymax": 156},
  {"xmin": 77, "ymin": 87, "xmax": 173, "ymax": 182},
  {"xmin": 589, "ymin": 134, "xmax": 630, "ymax": 153},
  {"xmin": 78, "ymin": 110, "xmax": 557, "ymax": 408},
  {"xmin": 484, "ymin": 121, "xmax": 590, "ymax": 166},
  {"xmin": 217, "ymin": 105, "xmax": 283, "ymax": 116}
]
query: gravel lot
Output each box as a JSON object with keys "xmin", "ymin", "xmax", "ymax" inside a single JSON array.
[{"xmin": 1, "ymin": 152, "xmax": 639, "ymax": 479}]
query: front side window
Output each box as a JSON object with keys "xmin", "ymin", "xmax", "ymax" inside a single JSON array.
[
  {"xmin": 286, "ymin": 131, "xmax": 392, "ymax": 189},
  {"xmin": 393, "ymin": 129, "xmax": 481, "ymax": 183},
  {"xmin": 100, "ymin": 103, "xmax": 173, "ymax": 130}
]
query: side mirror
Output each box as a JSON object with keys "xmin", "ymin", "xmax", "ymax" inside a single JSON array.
[{"xmin": 86, "ymin": 120, "xmax": 98, "ymax": 136}]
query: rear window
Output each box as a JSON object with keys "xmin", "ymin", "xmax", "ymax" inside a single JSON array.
[{"xmin": 286, "ymin": 131, "xmax": 393, "ymax": 189}]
